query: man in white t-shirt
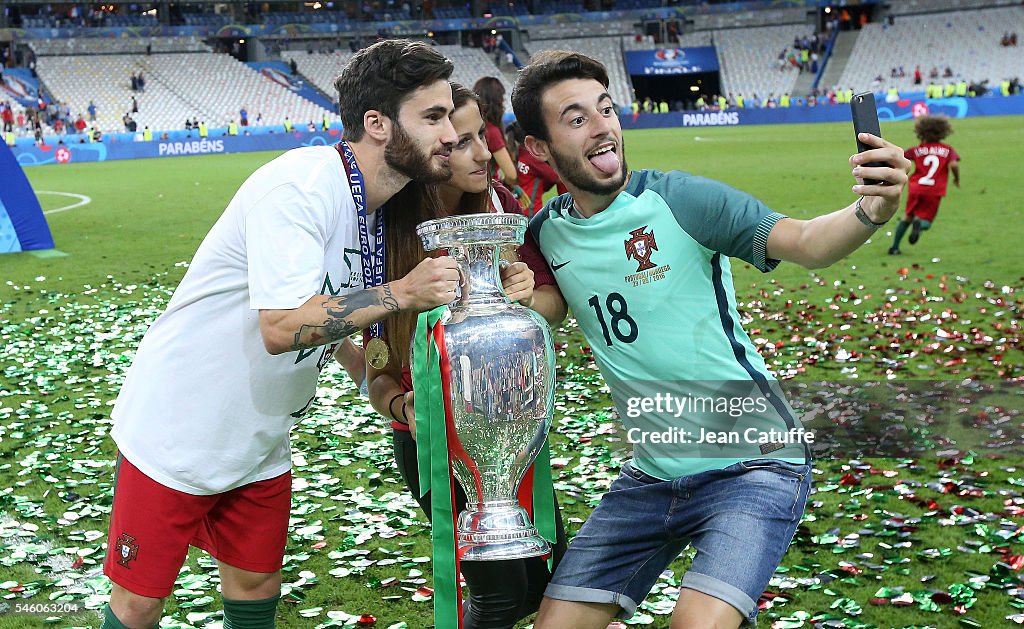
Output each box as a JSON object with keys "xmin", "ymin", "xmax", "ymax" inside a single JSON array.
[{"xmin": 101, "ymin": 40, "xmax": 464, "ymax": 629}]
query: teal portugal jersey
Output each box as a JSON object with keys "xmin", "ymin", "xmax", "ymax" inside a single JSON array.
[{"xmin": 530, "ymin": 169, "xmax": 810, "ymax": 480}]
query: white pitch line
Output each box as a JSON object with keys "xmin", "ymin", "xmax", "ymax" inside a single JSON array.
[{"xmin": 38, "ymin": 191, "xmax": 92, "ymax": 215}]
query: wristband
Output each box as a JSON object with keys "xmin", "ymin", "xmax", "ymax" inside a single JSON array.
[
  {"xmin": 388, "ymin": 393, "xmax": 406, "ymax": 423},
  {"xmin": 854, "ymin": 196, "xmax": 888, "ymax": 228}
]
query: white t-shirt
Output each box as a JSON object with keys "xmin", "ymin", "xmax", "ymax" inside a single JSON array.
[{"xmin": 112, "ymin": 145, "xmax": 373, "ymax": 495}]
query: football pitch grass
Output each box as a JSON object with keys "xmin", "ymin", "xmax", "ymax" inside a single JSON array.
[{"xmin": 1, "ymin": 116, "xmax": 1022, "ymax": 628}]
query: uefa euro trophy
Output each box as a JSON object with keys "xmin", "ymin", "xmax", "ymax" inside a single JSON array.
[{"xmin": 416, "ymin": 213, "xmax": 555, "ymax": 561}]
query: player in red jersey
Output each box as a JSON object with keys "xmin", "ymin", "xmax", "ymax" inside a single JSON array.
[
  {"xmin": 506, "ymin": 121, "xmax": 568, "ymax": 217},
  {"xmin": 889, "ymin": 115, "xmax": 961, "ymax": 254}
]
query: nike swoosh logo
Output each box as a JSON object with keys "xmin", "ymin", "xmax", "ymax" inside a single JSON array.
[{"xmin": 551, "ymin": 260, "xmax": 571, "ymax": 271}]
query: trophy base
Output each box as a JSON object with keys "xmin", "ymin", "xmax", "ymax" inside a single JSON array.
[{"xmin": 457, "ymin": 503, "xmax": 551, "ymax": 561}]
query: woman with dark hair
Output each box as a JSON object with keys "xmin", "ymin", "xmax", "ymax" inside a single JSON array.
[
  {"xmin": 367, "ymin": 83, "xmax": 568, "ymax": 629},
  {"xmin": 473, "ymin": 76, "xmax": 522, "ymax": 197}
]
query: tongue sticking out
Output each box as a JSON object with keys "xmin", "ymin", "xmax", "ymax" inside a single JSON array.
[{"xmin": 589, "ymin": 149, "xmax": 620, "ymax": 174}]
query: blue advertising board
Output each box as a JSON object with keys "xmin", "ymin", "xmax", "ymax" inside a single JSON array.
[{"xmin": 625, "ymin": 47, "xmax": 720, "ymax": 76}]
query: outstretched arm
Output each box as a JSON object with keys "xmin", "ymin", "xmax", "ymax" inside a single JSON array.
[{"xmin": 766, "ymin": 133, "xmax": 911, "ymax": 269}]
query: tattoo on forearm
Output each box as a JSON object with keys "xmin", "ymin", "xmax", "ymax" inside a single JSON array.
[
  {"xmin": 290, "ymin": 288, "xmax": 387, "ymax": 351},
  {"xmin": 381, "ymin": 284, "xmax": 400, "ymax": 312}
]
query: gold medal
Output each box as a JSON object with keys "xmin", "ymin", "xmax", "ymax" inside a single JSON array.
[{"xmin": 366, "ymin": 337, "xmax": 390, "ymax": 369}]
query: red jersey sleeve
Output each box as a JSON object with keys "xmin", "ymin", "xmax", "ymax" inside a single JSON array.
[
  {"xmin": 520, "ymin": 230, "xmax": 555, "ymax": 287},
  {"xmin": 492, "ymin": 182, "xmax": 555, "ymax": 287},
  {"xmin": 484, "ymin": 121, "xmax": 506, "ymax": 152}
]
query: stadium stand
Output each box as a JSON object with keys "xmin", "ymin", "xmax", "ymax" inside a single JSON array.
[
  {"xmin": 29, "ymin": 36, "xmax": 210, "ymax": 56},
  {"xmin": 283, "ymin": 45, "xmax": 515, "ymax": 113},
  {"xmin": 33, "ymin": 48, "xmax": 338, "ymax": 134},
  {"xmin": 524, "ymin": 37, "xmax": 635, "ymax": 107},
  {"xmin": 281, "ymin": 50, "xmax": 354, "ymax": 100},
  {"xmin": 524, "ymin": 19, "xmax": 634, "ymax": 41},
  {"xmin": 623, "ymin": 25, "xmax": 808, "ymax": 103},
  {"xmin": 836, "ymin": 6, "xmax": 1024, "ymax": 94},
  {"xmin": 181, "ymin": 13, "xmax": 232, "ymax": 27},
  {"xmin": 710, "ymin": 25, "xmax": 809, "ymax": 102},
  {"xmin": 436, "ymin": 44, "xmax": 515, "ymax": 111},
  {"xmin": 689, "ymin": 7, "xmax": 807, "ymax": 31},
  {"xmin": 887, "ymin": 0, "xmax": 1020, "ymax": 16},
  {"xmin": 9, "ymin": 0, "xmax": 1022, "ymax": 142}
]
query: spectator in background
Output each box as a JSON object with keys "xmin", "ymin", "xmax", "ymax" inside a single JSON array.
[
  {"xmin": 240, "ymin": 106, "xmax": 249, "ymax": 126},
  {"xmin": 131, "ymin": 96, "xmax": 138, "ymax": 113},
  {"xmin": 914, "ymin": 65, "xmax": 922, "ymax": 85},
  {"xmin": 506, "ymin": 120, "xmax": 567, "ymax": 217},
  {"xmin": 74, "ymin": 114, "xmax": 87, "ymax": 133},
  {"xmin": 1, "ymin": 102, "xmax": 12, "ymax": 133},
  {"xmin": 130, "ymin": 72, "xmax": 138, "ymax": 91},
  {"xmin": 138, "ymin": 72, "xmax": 146, "ymax": 92},
  {"xmin": 473, "ymin": 76, "xmax": 520, "ymax": 195},
  {"xmin": 88, "ymin": 100, "xmax": 97, "ymax": 121}
]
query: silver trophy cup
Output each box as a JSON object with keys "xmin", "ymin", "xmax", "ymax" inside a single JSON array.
[{"xmin": 416, "ymin": 213, "xmax": 555, "ymax": 561}]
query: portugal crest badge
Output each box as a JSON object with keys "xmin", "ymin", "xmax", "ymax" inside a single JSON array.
[
  {"xmin": 114, "ymin": 533, "xmax": 139, "ymax": 568},
  {"xmin": 625, "ymin": 226, "xmax": 658, "ymax": 272}
]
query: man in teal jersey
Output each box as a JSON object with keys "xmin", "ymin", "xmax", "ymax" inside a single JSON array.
[{"xmin": 511, "ymin": 51, "xmax": 910, "ymax": 628}]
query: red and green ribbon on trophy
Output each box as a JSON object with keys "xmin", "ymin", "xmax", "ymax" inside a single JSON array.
[{"xmin": 412, "ymin": 305, "xmax": 557, "ymax": 629}]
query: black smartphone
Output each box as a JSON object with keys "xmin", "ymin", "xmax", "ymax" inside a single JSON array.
[{"xmin": 850, "ymin": 92, "xmax": 885, "ymax": 185}]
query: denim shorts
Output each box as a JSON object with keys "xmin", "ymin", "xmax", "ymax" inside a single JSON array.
[{"xmin": 546, "ymin": 458, "xmax": 811, "ymax": 624}]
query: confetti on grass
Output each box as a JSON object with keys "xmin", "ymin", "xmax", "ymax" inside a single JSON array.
[{"xmin": 1, "ymin": 268, "xmax": 1021, "ymax": 626}]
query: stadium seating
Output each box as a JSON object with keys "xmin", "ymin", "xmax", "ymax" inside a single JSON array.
[
  {"xmin": 837, "ymin": 7, "xmax": 1024, "ymax": 94},
  {"xmin": 524, "ymin": 37, "xmax": 635, "ymax": 107},
  {"xmin": 29, "ymin": 37, "xmax": 210, "ymax": 56},
  {"xmin": 281, "ymin": 50, "xmax": 354, "ymax": 103},
  {"xmin": 34, "ymin": 49, "xmax": 338, "ymax": 134},
  {"xmin": 709, "ymin": 25, "xmax": 807, "ymax": 102},
  {"xmin": 621, "ymin": 24, "xmax": 808, "ymax": 102},
  {"xmin": 182, "ymin": 13, "xmax": 232, "ymax": 27},
  {"xmin": 436, "ymin": 45, "xmax": 515, "ymax": 112},
  {"xmin": 284, "ymin": 45, "xmax": 516, "ymax": 114},
  {"xmin": 887, "ymin": 0, "xmax": 1019, "ymax": 16}
]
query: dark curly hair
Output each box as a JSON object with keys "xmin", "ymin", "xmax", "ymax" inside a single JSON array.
[
  {"xmin": 511, "ymin": 50, "xmax": 609, "ymax": 141},
  {"xmin": 335, "ymin": 39, "xmax": 454, "ymax": 141},
  {"xmin": 914, "ymin": 115, "xmax": 954, "ymax": 144}
]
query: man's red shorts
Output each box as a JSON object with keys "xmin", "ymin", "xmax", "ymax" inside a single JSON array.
[
  {"xmin": 905, "ymin": 193, "xmax": 942, "ymax": 222},
  {"xmin": 103, "ymin": 455, "xmax": 291, "ymax": 598}
]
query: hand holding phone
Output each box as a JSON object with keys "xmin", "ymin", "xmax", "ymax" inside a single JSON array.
[{"xmin": 850, "ymin": 92, "xmax": 886, "ymax": 185}]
